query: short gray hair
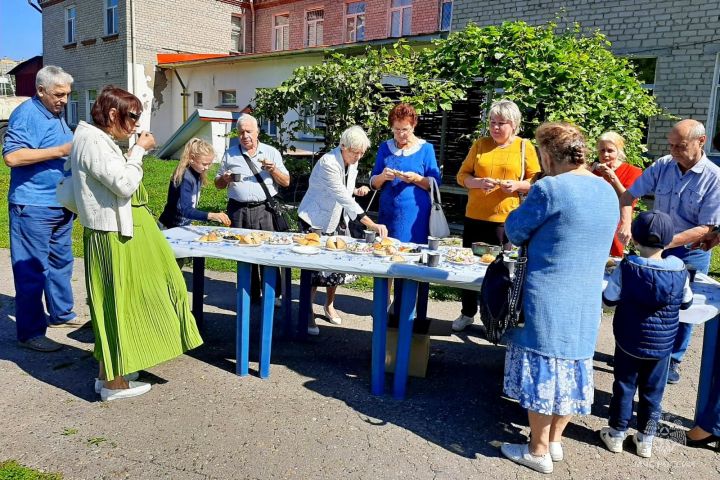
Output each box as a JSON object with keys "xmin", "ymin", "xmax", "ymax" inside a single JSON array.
[
  {"xmin": 339, "ymin": 125, "xmax": 370, "ymax": 152},
  {"xmin": 488, "ymin": 99, "xmax": 522, "ymax": 135},
  {"xmin": 236, "ymin": 113, "xmax": 259, "ymax": 130},
  {"xmin": 688, "ymin": 121, "xmax": 706, "ymax": 140},
  {"xmin": 35, "ymin": 65, "xmax": 73, "ymax": 90}
]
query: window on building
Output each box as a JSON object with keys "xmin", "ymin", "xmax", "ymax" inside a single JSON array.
[
  {"xmin": 390, "ymin": 0, "xmax": 412, "ymax": 37},
  {"xmin": 65, "ymin": 6, "xmax": 76, "ymax": 44},
  {"xmin": 86, "ymin": 89, "xmax": 97, "ymax": 122},
  {"xmin": 440, "ymin": 0, "xmax": 452, "ymax": 31},
  {"xmin": 260, "ymin": 118, "xmax": 279, "ymax": 138},
  {"xmin": 105, "ymin": 0, "xmax": 119, "ymax": 35},
  {"xmin": 273, "ymin": 14, "xmax": 290, "ymax": 51},
  {"xmin": 709, "ymin": 54, "xmax": 720, "ymax": 155},
  {"xmin": 231, "ymin": 15, "xmax": 245, "ymax": 53},
  {"xmin": 345, "ymin": 2, "xmax": 365, "ymax": 43},
  {"xmin": 299, "ymin": 104, "xmax": 326, "ymax": 139},
  {"xmin": 628, "ymin": 57, "xmax": 657, "ymax": 91},
  {"xmin": 194, "ymin": 91, "xmax": 203, "ymax": 107},
  {"xmin": 218, "ymin": 90, "xmax": 237, "ymax": 106},
  {"xmin": 66, "ymin": 91, "xmax": 79, "ymax": 127},
  {"xmin": 305, "ymin": 9, "xmax": 324, "ymax": 47}
]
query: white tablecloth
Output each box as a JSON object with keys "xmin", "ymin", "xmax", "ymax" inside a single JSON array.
[{"xmin": 163, "ymin": 226, "xmax": 488, "ymax": 291}]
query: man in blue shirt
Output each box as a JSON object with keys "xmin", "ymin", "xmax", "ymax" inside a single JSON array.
[
  {"xmin": 3, "ymin": 65, "xmax": 82, "ymax": 352},
  {"xmin": 618, "ymin": 119, "xmax": 720, "ymax": 384}
]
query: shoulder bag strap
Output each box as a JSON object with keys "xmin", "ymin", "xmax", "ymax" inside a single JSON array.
[
  {"xmin": 520, "ymin": 139, "xmax": 526, "ymax": 182},
  {"xmin": 429, "ymin": 176, "xmax": 442, "ymax": 205},
  {"xmin": 241, "ymin": 152, "xmax": 273, "ymax": 202}
]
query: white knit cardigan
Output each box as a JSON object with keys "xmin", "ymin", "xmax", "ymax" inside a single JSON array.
[{"xmin": 68, "ymin": 121, "xmax": 145, "ymax": 238}]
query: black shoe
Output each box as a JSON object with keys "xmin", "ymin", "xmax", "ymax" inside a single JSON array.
[
  {"xmin": 684, "ymin": 433, "xmax": 720, "ymax": 451},
  {"xmin": 667, "ymin": 361, "xmax": 680, "ymax": 384}
]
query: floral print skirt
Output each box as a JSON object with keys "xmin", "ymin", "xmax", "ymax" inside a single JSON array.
[{"xmin": 503, "ymin": 342, "xmax": 594, "ymax": 416}]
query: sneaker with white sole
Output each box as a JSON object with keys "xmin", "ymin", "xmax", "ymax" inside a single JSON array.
[
  {"xmin": 633, "ymin": 433, "xmax": 653, "ymax": 458},
  {"xmin": 452, "ymin": 314, "xmax": 475, "ymax": 332},
  {"xmin": 548, "ymin": 441, "xmax": 563, "ymax": 462},
  {"xmin": 94, "ymin": 372, "xmax": 140, "ymax": 394},
  {"xmin": 600, "ymin": 427, "xmax": 626, "ymax": 453},
  {"xmin": 500, "ymin": 443, "xmax": 553, "ymax": 474},
  {"xmin": 100, "ymin": 381, "xmax": 151, "ymax": 402}
]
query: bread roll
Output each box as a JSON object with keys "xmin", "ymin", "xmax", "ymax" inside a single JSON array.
[
  {"xmin": 326, "ymin": 239, "xmax": 337, "ymax": 250},
  {"xmin": 337, "ymin": 238, "xmax": 347, "ymax": 249},
  {"xmin": 380, "ymin": 237, "xmax": 393, "ymax": 246},
  {"xmin": 306, "ymin": 232, "xmax": 320, "ymax": 241}
]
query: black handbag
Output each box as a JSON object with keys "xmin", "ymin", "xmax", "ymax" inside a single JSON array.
[
  {"xmin": 478, "ymin": 245, "xmax": 528, "ymax": 344},
  {"xmin": 241, "ymin": 153, "xmax": 291, "ymax": 232}
]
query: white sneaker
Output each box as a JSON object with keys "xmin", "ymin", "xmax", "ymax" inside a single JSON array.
[
  {"xmin": 600, "ymin": 427, "xmax": 625, "ymax": 453},
  {"xmin": 633, "ymin": 433, "xmax": 653, "ymax": 458},
  {"xmin": 500, "ymin": 443, "xmax": 553, "ymax": 474},
  {"xmin": 100, "ymin": 381, "xmax": 151, "ymax": 401},
  {"xmin": 452, "ymin": 314, "xmax": 475, "ymax": 332},
  {"xmin": 548, "ymin": 441, "xmax": 563, "ymax": 462},
  {"xmin": 94, "ymin": 372, "xmax": 140, "ymax": 394}
]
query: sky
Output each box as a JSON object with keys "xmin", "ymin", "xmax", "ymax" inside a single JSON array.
[{"xmin": 0, "ymin": 0, "xmax": 43, "ymax": 61}]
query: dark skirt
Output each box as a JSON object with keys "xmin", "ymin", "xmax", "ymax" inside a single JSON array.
[{"xmin": 299, "ymin": 218, "xmax": 355, "ymax": 287}]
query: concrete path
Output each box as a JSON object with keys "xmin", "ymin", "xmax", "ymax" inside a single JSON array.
[{"xmin": 0, "ymin": 249, "xmax": 718, "ymax": 479}]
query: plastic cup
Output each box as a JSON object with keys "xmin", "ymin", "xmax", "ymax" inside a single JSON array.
[
  {"xmin": 231, "ymin": 173, "xmax": 243, "ymax": 182},
  {"xmin": 364, "ymin": 230, "xmax": 376, "ymax": 244},
  {"xmin": 427, "ymin": 236, "xmax": 440, "ymax": 250},
  {"xmin": 427, "ymin": 252, "xmax": 441, "ymax": 267}
]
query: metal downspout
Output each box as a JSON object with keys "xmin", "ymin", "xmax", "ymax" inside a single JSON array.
[{"xmin": 173, "ymin": 69, "xmax": 189, "ymax": 122}]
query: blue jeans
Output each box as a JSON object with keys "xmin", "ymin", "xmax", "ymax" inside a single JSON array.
[
  {"xmin": 697, "ymin": 322, "xmax": 720, "ymax": 436},
  {"xmin": 608, "ymin": 346, "xmax": 670, "ymax": 435},
  {"xmin": 663, "ymin": 246, "xmax": 711, "ymax": 364},
  {"xmin": 9, "ymin": 204, "xmax": 76, "ymax": 341}
]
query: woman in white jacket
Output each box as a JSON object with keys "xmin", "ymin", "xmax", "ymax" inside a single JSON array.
[
  {"xmin": 298, "ymin": 126, "xmax": 387, "ymax": 334},
  {"xmin": 70, "ymin": 86, "xmax": 203, "ymax": 401}
]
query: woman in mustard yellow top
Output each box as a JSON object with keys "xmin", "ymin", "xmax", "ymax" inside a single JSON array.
[{"xmin": 453, "ymin": 100, "xmax": 541, "ymax": 332}]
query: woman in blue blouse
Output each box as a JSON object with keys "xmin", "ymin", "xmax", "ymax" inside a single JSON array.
[
  {"xmin": 500, "ymin": 123, "xmax": 619, "ymax": 474},
  {"xmin": 370, "ymin": 103, "xmax": 441, "ymax": 243}
]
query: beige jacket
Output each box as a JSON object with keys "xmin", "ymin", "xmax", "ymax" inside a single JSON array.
[{"xmin": 68, "ymin": 121, "xmax": 145, "ymax": 237}]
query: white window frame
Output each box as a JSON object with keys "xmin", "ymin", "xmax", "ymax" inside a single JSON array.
[
  {"xmin": 65, "ymin": 5, "xmax": 76, "ymax": 44},
  {"xmin": 86, "ymin": 89, "xmax": 97, "ymax": 122},
  {"xmin": 344, "ymin": 2, "xmax": 366, "ymax": 43},
  {"xmin": 440, "ymin": 0, "xmax": 452, "ymax": 32},
  {"xmin": 261, "ymin": 118, "xmax": 279, "ymax": 139},
  {"xmin": 194, "ymin": 91, "xmax": 203, "ymax": 107},
  {"xmin": 389, "ymin": 0, "xmax": 412, "ymax": 38},
  {"xmin": 105, "ymin": 0, "xmax": 119, "ymax": 36},
  {"xmin": 707, "ymin": 53, "xmax": 720, "ymax": 155},
  {"xmin": 231, "ymin": 15, "xmax": 245, "ymax": 53},
  {"xmin": 299, "ymin": 104, "xmax": 326, "ymax": 140},
  {"xmin": 218, "ymin": 90, "xmax": 237, "ymax": 107},
  {"xmin": 66, "ymin": 91, "xmax": 79, "ymax": 127},
  {"xmin": 273, "ymin": 13, "xmax": 290, "ymax": 51},
  {"xmin": 305, "ymin": 9, "xmax": 324, "ymax": 47}
]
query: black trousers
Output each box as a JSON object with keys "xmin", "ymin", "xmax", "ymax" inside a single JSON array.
[
  {"xmin": 460, "ymin": 217, "xmax": 508, "ymax": 317},
  {"xmin": 227, "ymin": 199, "xmax": 279, "ymax": 300}
]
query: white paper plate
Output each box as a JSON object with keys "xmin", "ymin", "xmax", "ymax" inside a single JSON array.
[{"xmin": 291, "ymin": 245, "xmax": 320, "ymax": 255}]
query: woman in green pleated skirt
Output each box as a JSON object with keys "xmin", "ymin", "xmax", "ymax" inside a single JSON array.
[{"xmin": 70, "ymin": 86, "xmax": 202, "ymax": 401}]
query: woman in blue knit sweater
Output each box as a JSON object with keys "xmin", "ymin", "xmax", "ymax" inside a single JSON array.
[{"xmin": 500, "ymin": 123, "xmax": 619, "ymax": 474}]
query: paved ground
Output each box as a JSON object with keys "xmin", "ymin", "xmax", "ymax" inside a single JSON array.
[{"xmin": 0, "ymin": 248, "xmax": 719, "ymax": 479}]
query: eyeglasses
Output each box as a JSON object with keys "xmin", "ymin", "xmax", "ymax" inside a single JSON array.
[
  {"xmin": 392, "ymin": 126, "xmax": 413, "ymax": 134},
  {"xmin": 128, "ymin": 112, "xmax": 141, "ymax": 121}
]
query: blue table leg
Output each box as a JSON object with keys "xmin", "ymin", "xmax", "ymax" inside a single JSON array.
[
  {"xmin": 297, "ymin": 269, "xmax": 313, "ymax": 339},
  {"xmin": 236, "ymin": 262, "xmax": 252, "ymax": 376},
  {"xmin": 192, "ymin": 257, "xmax": 205, "ymax": 327},
  {"xmin": 372, "ymin": 278, "xmax": 389, "ymax": 396},
  {"xmin": 416, "ymin": 282, "xmax": 430, "ymax": 324},
  {"xmin": 695, "ymin": 316, "xmax": 720, "ymax": 421},
  {"xmin": 393, "ymin": 279, "xmax": 419, "ymax": 400},
  {"xmin": 259, "ymin": 266, "xmax": 278, "ymax": 379},
  {"xmin": 282, "ymin": 267, "xmax": 293, "ymax": 337}
]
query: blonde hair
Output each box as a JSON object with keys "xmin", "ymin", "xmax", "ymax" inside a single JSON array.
[
  {"xmin": 172, "ymin": 138, "xmax": 215, "ymax": 187},
  {"xmin": 597, "ymin": 131, "xmax": 627, "ymax": 162},
  {"xmin": 488, "ymin": 99, "xmax": 522, "ymax": 135},
  {"xmin": 535, "ymin": 122, "xmax": 587, "ymax": 166}
]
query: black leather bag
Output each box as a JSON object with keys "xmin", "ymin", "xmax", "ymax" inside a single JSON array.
[
  {"xmin": 242, "ymin": 153, "xmax": 290, "ymax": 232},
  {"xmin": 479, "ymin": 246, "xmax": 528, "ymax": 344}
]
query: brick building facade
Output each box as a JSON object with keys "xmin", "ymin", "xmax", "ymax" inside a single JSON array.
[{"xmin": 452, "ymin": 0, "xmax": 720, "ymax": 159}]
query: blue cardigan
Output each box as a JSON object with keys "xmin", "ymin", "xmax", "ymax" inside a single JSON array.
[
  {"xmin": 159, "ymin": 168, "xmax": 209, "ymax": 228},
  {"xmin": 504, "ymin": 173, "xmax": 619, "ymax": 359}
]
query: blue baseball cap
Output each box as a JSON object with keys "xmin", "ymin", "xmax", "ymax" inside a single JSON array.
[{"xmin": 631, "ymin": 210, "xmax": 674, "ymax": 248}]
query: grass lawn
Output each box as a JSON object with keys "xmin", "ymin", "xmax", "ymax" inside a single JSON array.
[
  {"xmin": 0, "ymin": 460, "xmax": 62, "ymax": 480},
  {"xmin": 0, "ymin": 157, "xmax": 717, "ymax": 294}
]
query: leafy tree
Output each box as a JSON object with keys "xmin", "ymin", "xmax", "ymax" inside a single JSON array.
[{"xmin": 422, "ymin": 21, "xmax": 662, "ymax": 166}]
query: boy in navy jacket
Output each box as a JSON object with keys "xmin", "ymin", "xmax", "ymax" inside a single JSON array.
[{"xmin": 600, "ymin": 210, "xmax": 693, "ymax": 458}]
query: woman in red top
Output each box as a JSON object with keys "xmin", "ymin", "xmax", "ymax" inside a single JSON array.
[{"xmin": 592, "ymin": 131, "xmax": 643, "ymax": 257}]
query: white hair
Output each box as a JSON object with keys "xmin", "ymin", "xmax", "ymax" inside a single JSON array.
[
  {"xmin": 339, "ymin": 125, "xmax": 370, "ymax": 151},
  {"xmin": 35, "ymin": 65, "xmax": 73, "ymax": 90},
  {"xmin": 236, "ymin": 113, "xmax": 259, "ymax": 130},
  {"xmin": 488, "ymin": 99, "xmax": 522, "ymax": 135}
]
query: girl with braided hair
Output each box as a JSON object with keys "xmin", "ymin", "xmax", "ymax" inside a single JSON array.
[{"xmin": 499, "ymin": 122, "xmax": 619, "ymax": 474}]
